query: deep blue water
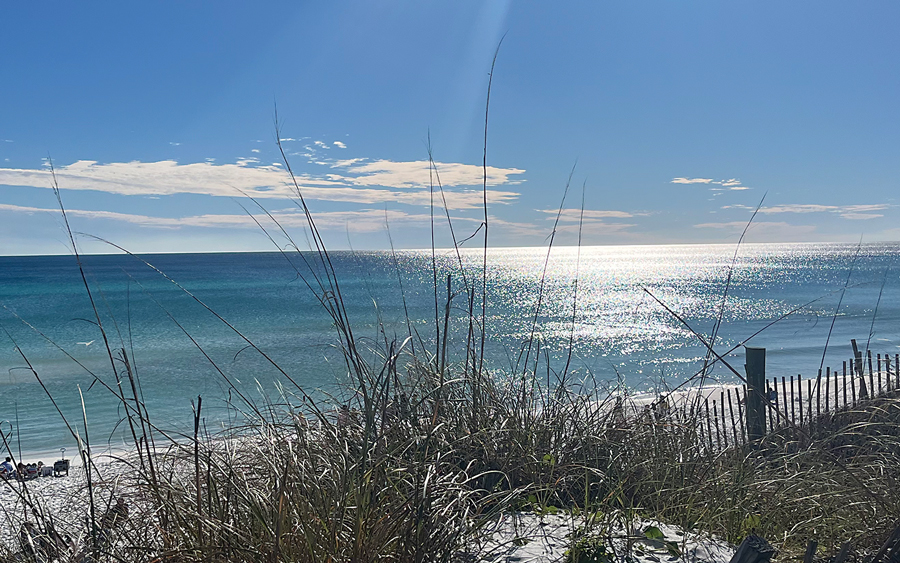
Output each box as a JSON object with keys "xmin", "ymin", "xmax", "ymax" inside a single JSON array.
[{"xmin": 1, "ymin": 242, "xmax": 899, "ymax": 458}]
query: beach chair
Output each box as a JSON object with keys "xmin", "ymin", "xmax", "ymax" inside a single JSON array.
[{"xmin": 53, "ymin": 459, "xmax": 69, "ymax": 477}]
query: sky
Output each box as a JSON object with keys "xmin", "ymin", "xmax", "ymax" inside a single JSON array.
[{"xmin": 1, "ymin": 1, "xmax": 899, "ymax": 255}]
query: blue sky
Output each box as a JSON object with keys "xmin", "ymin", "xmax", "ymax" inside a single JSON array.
[{"xmin": 2, "ymin": 1, "xmax": 899, "ymax": 255}]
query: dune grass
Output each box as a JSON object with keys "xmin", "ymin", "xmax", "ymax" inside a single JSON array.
[{"xmin": 7, "ymin": 345, "xmax": 900, "ymax": 562}]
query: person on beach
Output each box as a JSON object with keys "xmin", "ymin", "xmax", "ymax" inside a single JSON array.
[{"xmin": 0, "ymin": 456, "xmax": 13, "ymax": 478}]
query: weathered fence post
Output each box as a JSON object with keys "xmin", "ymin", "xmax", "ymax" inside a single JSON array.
[
  {"xmin": 745, "ymin": 346, "xmax": 767, "ymax": 441},
  {"xmin": 852, "ymin": 339, "xmax": 868, "ymax": 400}
]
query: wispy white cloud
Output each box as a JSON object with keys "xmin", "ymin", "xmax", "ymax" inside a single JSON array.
[
  {"xmin": 333, "ymin": 141, "xmax": 347, "ymax": 148},
  {"xmin": 758, "ymin": 204, "xmax": 836, "ymax": 213},
  {"xmin": 0, "ymin": 202, "xmax": 437, "ymax": 233},
  {"xmin": 0, "ymin": 202, "xmax": 573, "ymax": 241},
  {"xmin": 538, "ymin": 208, "xmax": 635, "ymax": 221},
  {"xmin": 0, "ymin": 198, "xmax": 645, "ymax": 246},
  {"xmin": 330, "ymin": 158, "xmax": 364, "ymax": 168},
  {"xmin": 672, "ymin": 177, "xmax": 713, "ymax": 184},
  {"xmin": 345, "ymin": 160, "xmax": 524, "ymax": 188},
  {"xmin": 554, "ymin": 221, "xmax": 636, "ymax": 236},
  {"xmin": 0, "ymin": 158, "xmax": 523, "ymax": 210},
  {"xmin": 694, "ymin": 220, "xmax": 817, "ymax": 239},
  {"xmin": 0, "ymin": 202, "xmax": 189, "ymax": 229},
  {"xmin": 532, "ymin": 208, "xmax": 637, "ymax": 236},
  {"xmin": 763, "ymin": 203, "xmax": 888, "ymax": 215},
  {"xmin": 251, "ymin": 149, "xmax": 260, "ymax": 153},
  {"xmin": 672, "ymin": 177, "xmax": 750, "ymax": 191},
  {"xmin": 725, "ymin": 203, "xmax": 889, "ymax": 219},
  {"xmin": 839, "ymin": 212, "xmax": 883, "ymax": 220}
]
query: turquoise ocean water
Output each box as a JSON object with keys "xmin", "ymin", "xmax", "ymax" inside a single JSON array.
[{"xmin": 1, "ymin": 242, "xmax": 899, "ymax": 459}]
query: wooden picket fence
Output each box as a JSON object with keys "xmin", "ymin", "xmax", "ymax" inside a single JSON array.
[{"xmin": 691, "ymin": 339, "xmax": 900, "ymax": 450}]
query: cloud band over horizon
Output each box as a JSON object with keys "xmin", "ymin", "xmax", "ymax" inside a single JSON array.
[{"xmin": 0, "ymin": 158, "xmax": 525, "ymax": 210}]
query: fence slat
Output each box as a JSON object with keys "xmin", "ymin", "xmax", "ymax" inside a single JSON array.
[
  {"xmin": 886, "ymin": 353, "xmax": 892, "ymax": 393},
  {"xmin": 724, "ymin": 398, "xmax": 731, "ymax": 447},
  {"xmin": 713, "ymin": 400, "xmax": 722, "ymax": 448},
  {"xmin": 807, "ymin": 378, "xmax": 813, "ymax": 429},
  {"xmin": 843, "ymin": 360, "xmax": 848, "ymax": 408},
  {"xmin": 868, "ymin": 349, "xmax": 875, "ymax": 399},
  {"xmin": 728, "ymin": 388, "xmax": 739, "ymax": 446},
  {"xmin": 852, "ymin": 340, "xmax": 867, "ymax": 400},
  {"xmin": 768, "ymin": 378, "xmax": 776, "ymax": 430},
  {"xmin": 834, "ymin": 365, "xmax": 839, "ymax": 408},
  {"xmin": 781, "ymin": 376, "xmax": 789, "ymax": 427},
  {"xmin": 878, "ymin": 353, "xmax": 883, "ymax": 397},
  {"xmin": 816, "ymin": 369, "xmax": 822, "ymax": 418},
  {"xmin": 790, "ymin": 376, "xmax": 796, "ymax": 426}
]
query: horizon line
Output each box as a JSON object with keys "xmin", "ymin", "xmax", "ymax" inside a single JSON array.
[{"xmin": 2, "ymin": 239, "xmax": 895, "ymax": 259}]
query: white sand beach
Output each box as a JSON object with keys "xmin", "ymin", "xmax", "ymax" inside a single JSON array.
[
  {"xmin": 0, "ymin": 454, "xmax": 131, "ymax": 554},
  {"xmin": 464, "ymin": 512, "xmax": 734, "ymax": 563}
]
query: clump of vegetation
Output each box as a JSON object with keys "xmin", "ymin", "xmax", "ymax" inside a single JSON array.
[{"xmin": 566, "ymin": 526, "xmax": 613, "ymax": 563}]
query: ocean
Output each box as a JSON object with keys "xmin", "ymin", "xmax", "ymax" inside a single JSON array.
[{"xmin": 1, "ymin": 242, "xmax": 899, "ymax": 460}]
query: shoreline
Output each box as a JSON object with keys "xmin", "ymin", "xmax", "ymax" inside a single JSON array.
[{"xmin": 1, "ymin": 444, "xmax": 131, "ymax": 468}]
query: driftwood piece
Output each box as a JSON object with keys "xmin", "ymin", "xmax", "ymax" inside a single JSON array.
[{"xmin": 729, "ymin": 535, "xmax": 776, "ymax": 563}]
